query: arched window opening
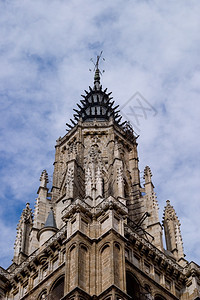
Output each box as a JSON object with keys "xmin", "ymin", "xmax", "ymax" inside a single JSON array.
[
  {"xmin": 70, "ymin": 244, "xmax": 76, "ymax": 252},
  {"xmin": 154, "ymin": 295, "xmax": 166, "ymax": 300},
  {"xmin": 101, "ymin": 244, "xmax": 111, "ymax": 291},
  {"xmin": 124, "ymin": 179, "xmax": 129, "ymax": 198},
  {"xmin": 114, "ymin": 243, "xmax": 120, "ymax": 251},
  {"xmin": 69, "ymin": 244, "xmax": 76, "ymax": 290},
  {"xmin": 79, "ymin": 244, "xmax": 89, "ymax": 292},
  {"xmin": 49, "ymin": 276, "xmax": 64, "ymax": 300},
  {"xmin": 102, "ymin": 178, "xmax": 105, "ymax": 197},
  {"xmin": 114, "ymin": 243, "xmax": 122, "ymax": 289},
  {"xmin": 80, "ymin": 244, "xmax": 88, "ymax": 252},
  {"xmin": 101, "ymin": 243, "xmax": 110, "ymax": 253},
  {"xmin": 126, "ymin": 272, "xmax": 140, "ymax": 300}
]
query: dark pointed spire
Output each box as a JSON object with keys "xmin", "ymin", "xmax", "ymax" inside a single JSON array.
[
  {"xmin": 44, "ymin": 208, "xmax": 57, "ymax": 229},
  {"xmin": 65, "ymin": 56, "xmax": 137, "ymax": 142},
  {"xmin": 90, "ymin": 51, "xmax": 104, "ymax": 90},
  {"xmin": 94, "ymin": 68, "xmax": 100, "ymax": 87}
]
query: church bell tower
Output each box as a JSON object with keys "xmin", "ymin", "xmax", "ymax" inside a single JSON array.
[{"xmin": 0, "ymin": 57, "xmax": 200, "ymax": 300}]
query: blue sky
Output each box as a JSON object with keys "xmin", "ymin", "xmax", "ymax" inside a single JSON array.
[{"xmin": 0, "ymin": 0, "xmax": 200, "ymax": 268}]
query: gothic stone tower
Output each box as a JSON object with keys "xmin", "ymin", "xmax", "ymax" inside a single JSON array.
[{"xmin": 0, "ymin": 65, "xmax": 200, "ymax": 300}]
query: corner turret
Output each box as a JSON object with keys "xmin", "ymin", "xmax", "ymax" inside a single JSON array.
[{"xmin": 38, "ymin": 208, "xmax": 58, "ymax": 247}]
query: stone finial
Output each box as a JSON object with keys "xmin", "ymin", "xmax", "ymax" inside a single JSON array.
[
  {"xmin": 40, "ymin": 170, "xmax": 49, "ymax": 188},
  {"xmin": 143, "ymin": 166, "xmax": 152, "ymax": 184},
  {"xmin": 163, "ymin": 200, "xmax": 184, "ymax": 260},
  {"xmin": 21, "ymin": 202, "xmax": 33, "ymax": 223},
  {"xmin": 163, "ymin": 200, "xmax": 178, "ymax": 222}
]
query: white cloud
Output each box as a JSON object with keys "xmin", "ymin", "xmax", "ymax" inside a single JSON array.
[{"xmin": 0, "ymin": 0, "xmax": 199, "ymax": 267}]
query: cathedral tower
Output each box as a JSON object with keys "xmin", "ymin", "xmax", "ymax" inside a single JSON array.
[{"xmin": 0, "ymin": 59, "xmax": 199, "ymax": 300}]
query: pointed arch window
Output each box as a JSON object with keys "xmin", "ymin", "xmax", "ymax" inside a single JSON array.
[
  {"xmin": 49, "ymin": 276, "xmax": 64, "ymax": 300},
  {"xmin": 154, "ymin": 295, "xmax": 166, "ymax": 300},
  {"xmin": 126, "ymin": 272, "xmax": 140, "ymax": 300}
]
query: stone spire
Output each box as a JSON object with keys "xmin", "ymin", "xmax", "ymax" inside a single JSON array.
[
  {"xmin": 143, "ymin": 166, "xmax": 159, "ymax": 222},
  {"xmin": 94, "ymin": 67, "xmax": 100, "ymax": 89},
  {"xmin": 163, "ymin": 200, "xmax": 184, "ymax": 260},
  {"xmin": 13, "ymin": 203, "xmax": 33, "ymax": 264},
  {"xmin": 34, "ymin": 170, "xmax": 50, "ymax": 228},
  {"xmin": 93, "ymin": 51, "xmax": 102, "ymax": 90},
  {"xmin": 143, "ymin": 166, "xmax": 163, "ymax": 250},
  {"xmin": 66, "ymin": 53, "xmax": 125, "ymax": 130},
  {"xmin": 68, "ymin": 83, "xmax": 120, "ymax": 125},
  {"xmin": 29, "ymin": 170, "xmax": 51, "ymax": 254}
]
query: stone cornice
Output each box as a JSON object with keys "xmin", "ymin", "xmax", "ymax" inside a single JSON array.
[
  {"xmin": 124, "ymin": 226, "xmax": 185, "ymax": 279},
  {"xmin": 56, "ymin": 118, "xmax": 136, "ymax": 150}
]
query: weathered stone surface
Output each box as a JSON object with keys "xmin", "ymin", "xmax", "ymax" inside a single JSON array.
[{"xmin": 0, "ymin": 71, "xmax": 199, "ymax": 300}]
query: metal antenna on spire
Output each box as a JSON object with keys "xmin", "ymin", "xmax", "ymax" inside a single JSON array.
[{"xmin": 89, "ymin": 51, "xmax": 105, "ymax": 75}]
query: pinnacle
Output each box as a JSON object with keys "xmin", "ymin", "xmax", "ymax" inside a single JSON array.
[
  {"xmin": 163, "ymin": 200, "xmax": 180, "ymax": 224},
  {"xmin": 40, "ymin": 170, "xmax": 49, "ymax": 188},
  {"xmin": 164, "ymin": 200, "xmax": 174, "ymax": 210},
  {"xmin": 20, "ymin": 202, "xmax": 33, "ymax": 223},
  {"xmin": 143, "ymin": 166, "xmax": 153, "ymax": 184}
]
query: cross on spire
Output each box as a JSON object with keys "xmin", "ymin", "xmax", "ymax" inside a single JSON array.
[
  {"xmin": 90, "ymin": 51, "xmax": 104, "ymax": 72},
  {"xmin": 95, "ymin": 50, "xmax": 103, "ymax": 70},
  {"xmin": 90, "ymin": 51, "xmax": 105, "ymax": 86}
]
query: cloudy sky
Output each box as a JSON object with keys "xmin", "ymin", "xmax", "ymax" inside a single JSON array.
[{"xmin": 0, "ymin": 0, "xmax": 199, "ymax": 269}]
